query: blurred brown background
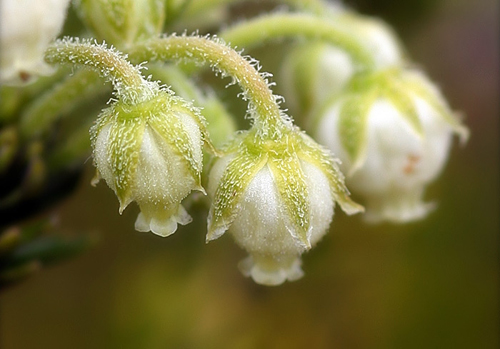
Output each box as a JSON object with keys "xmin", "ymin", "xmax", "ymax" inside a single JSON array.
[{"xmin": 2, "ymin": 0, "xmax": 498, "ymax": 348}]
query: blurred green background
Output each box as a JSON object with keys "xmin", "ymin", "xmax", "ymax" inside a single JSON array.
[{"xmin": 2, "ymin": 0, "xmax": 498, "ymax": 348}]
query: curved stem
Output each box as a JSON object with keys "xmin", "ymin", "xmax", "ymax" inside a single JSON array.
[
  {"xmin": 19, "ymin": 70, "xmax": 109, "ymax": 139},
  {"xmin": 181, "ymin": 0, "xmax": 241, "ymax": 18},
  {"xmin": 44, "ymin": 39, "xmax": 147, "ymax": 103},
  {"xmin": 129, "ymin": 36, "xmax": 285, "ymax": 132},
  {"xmin": 219, "ymin": 13, "xmax": 374, "ymax": 69},
  {"xmin": 279, "ymin": 0, "xmax": 327, "ymax": 14}
]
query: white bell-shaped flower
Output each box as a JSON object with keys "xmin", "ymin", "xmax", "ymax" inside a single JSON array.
[
  {"xmin": 91, "ymin": 88, "xmax": 206, "ymax": 237},
  {"xmin": 0, "ymin": 0, "xmax": 70, "ymax": 84},
  {"xmin": 207, "ymin": 128, "xmax": 362, "ymax": 285},
  {"xmin": 314, "ymin": 68, "xmax": 468, "ymax": 223}
]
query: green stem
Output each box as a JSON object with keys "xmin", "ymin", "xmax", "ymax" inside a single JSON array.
[
  {"xmin": 279, "ymin": 0, "xmax": 327, "ymax": 14},
  {"xmin": 219, "ymin": 13, "xmax": 374, "ymax": 69},
  {"xmin": 147, "ymin": 64, "xmax": 201, "ymax": 101},
  {"xmin": 129, "ymin": 36, "xmax": 285, "ymax": 132},
  {"xmin": 181, "ymin": 0, "xmax": 241, "ymax": 18},
  {"xmin": 19, "ymin": 70, "xmax": 108, "ymax": 138},
  {"xmin": 44, "ymin": 39, "xmax": 146, "ymax": 103}
]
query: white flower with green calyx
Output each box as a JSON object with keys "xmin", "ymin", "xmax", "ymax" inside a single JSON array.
[
  {"xmin": 0, "ymin": 0, "xmax": 70, "ymax": 85},
  {"xmin": 206, "ymin": 127, "xmax": 363, "ymax": 286},
  {"xmin": 90, "ymin": 83, "xmax": 210, "ymax": 237},
  {"xmin": 314, "ymin": 67, "xmax": 469, "ymax": 223},
  {"xmin": 74, "ymin": 0, "xmax": 166, "ymax": 49}
]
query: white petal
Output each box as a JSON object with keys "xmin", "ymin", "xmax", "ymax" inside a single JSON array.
[
  {"xmin": 238, "ymin": 255, "xmax": 304, "ymax": 286},
  {"xmin": 135, "ymin": 204, "xmax": 192, "ymax": 237},
  {"xmin": 0, "ymin": 0, "xmax": 70, "ymax": 84}
]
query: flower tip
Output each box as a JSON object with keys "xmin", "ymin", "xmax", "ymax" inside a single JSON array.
[
  {"xmin": 134, "ymin": 205, "xmax": 193, "ymax": 237},
  {"xmin": 288, "ymin": 226, "xmax": 312, "ymax": 250},
  {"xmin": 238, "ymin": 256, "xmax": 304, "ymax": 286},
  {"xmin": 205, "ymin": 225, "xmax": 227, "ymax": 243},
  {"xmin": 118, "ymin": 198, "xmax": 133, "ymax": 215},
  {"xmin": 457, "ymin": 125, "xmax": 470, "ymax": 146},
  {"xmin": 338, "ymin": 197, "xmax": 365, "ymax": 216},
  {"xmin": 364, "ymin": 200, "xmax": 436, "ymax": 224},
  {"xmin": 195, "ymin": 185, "xmax": 207, "ymax": 195},
  {"xmin": 135, "ymin": 212, "xmax": 178, "ymax": 237},
  {"xmin": 90, "ymin": 172, "xmax": 101, "ymax": 187}
]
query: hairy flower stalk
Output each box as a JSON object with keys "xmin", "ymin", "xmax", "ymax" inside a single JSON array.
[
  {"xmin": 219, "ymin": 13, "xmax": 375, "ymax": 70},
  {"xmin": 129, "ymin": 35, "xmax": 285, "ymax": 132},
  {"xmin": 44, "ymin": 39, "xmax": 146, "ymax": 103}
]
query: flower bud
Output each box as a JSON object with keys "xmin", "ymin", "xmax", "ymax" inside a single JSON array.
[
  {"xmin": 281, "ymin": 42, "xmax": 355, "ymax": 120},
  {"xmin": 314, "ymin": 68, "xmax": 468, "ymax": 223},
  {"xmin": 207, "ymin": 128, "xmax": 362, "ymax": 285},
  {"xmin": 333, "ymin": 11, "xmax": 404, "ymax": 69},
  {"xmin": 90, "ymin": 87, "xmax": 206, "ymax": 237},
  {"xmin": 0, "ymin": 0, "xmax": 70, "ymax": 85},
  {"xmin": 75, "ymin": 0, "xmax": 166, "ymax": 49},
  {"xmin": 281, "ymin": 11, "xmax": 404, "ymax": 121}
]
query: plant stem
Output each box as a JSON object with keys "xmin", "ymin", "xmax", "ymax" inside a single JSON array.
[
  {"xmin": 19, "ymin": 70, "xmax": 108, "ymax": 138},
  {"xmin": 219, "ymin": 13, "xmax": 374, "ymax": 69},
  {"xmin": 279, "ymin": 0, "xmax": 327, "ymax": 14},
  {"xmin": 44, "ymin": 39, "xmax": 147, "ymax": 103},
  {"xmin": 129, "ymin": 36, "xmax": 285, "ymax": 132}
]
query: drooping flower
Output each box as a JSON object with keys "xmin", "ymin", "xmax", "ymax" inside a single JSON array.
[
  {"xmin": 207, "ymin": 127, "xmax": 362, "ymax": 285},
  {"xmin": 0, "ymin": 0, "xmax": 70, "ymax": 85},
  {"xmin": 91, "ymin": 86, "xmax": 207, "ymax": 237},
  {"xmin": 314, "ymin": 68, "xmax": 468, "ymax": 223}
]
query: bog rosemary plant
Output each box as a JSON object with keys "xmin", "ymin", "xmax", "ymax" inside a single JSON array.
[{"xmin": 0, "ymin": 0, "xmax": 467, "ymax": 286}]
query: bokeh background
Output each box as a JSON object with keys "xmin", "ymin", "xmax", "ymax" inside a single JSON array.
[{"xmin": 2, "ymin": 0, "xmax": 498, "ymax": 348}]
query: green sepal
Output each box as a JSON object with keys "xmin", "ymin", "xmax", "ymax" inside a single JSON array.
[
  {"xmin": 338, "ymin": 91, "xmax": 376, "ymax": 173},
  {"xmin": 268, "ymin": 149, "xmax": 311, "ymax": 249},
  {"xmin": 383, "ymin": 77, "xmax": 424, "ymax": 137},
  {"xmin": 207, "ymin": 143, "xmax": 268, "ymax": 241},
  {"xmin": 107, "ymin": 112, "xmax": 145, "ymax": 212},
  {"xmin": 148, "ymin": 106, "xmax": 202, "ymax": 187},
  {"xmin": 403, "ymin": 74, "xmax": 469, "ymax": 143},
  {"xmin": 298, "ymin": 133, "xmax": 364, "ymax": 215}
]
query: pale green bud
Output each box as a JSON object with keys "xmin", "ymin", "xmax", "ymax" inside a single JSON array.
[
  {"xmin": 281, "ymin": 12, "xmax": 404, "ymax": 122},
  {"xmin": 90, "ymin": 87, "xmax": 206, "ymax": 237},
  {"xmin": 314, "ymin": 68, "xmax": 468, "ymax": 223},
  {"xmin": 281, "ymin": 42, "xmax": 354, "ymax": 120},
  {"xmin": 75, "ymin": 0, "xmax": 166, "ymax": 49},
  {"xmin": 206, "ymin": 128, "xmax": 362, "ymax": 285},
  {"xmin": 333, "ymin": 12, "xmax": 404, "ymax": 69},
  {"xmin": 0, "ymin": 0, "xmax": 70, "ymax": 85}
]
